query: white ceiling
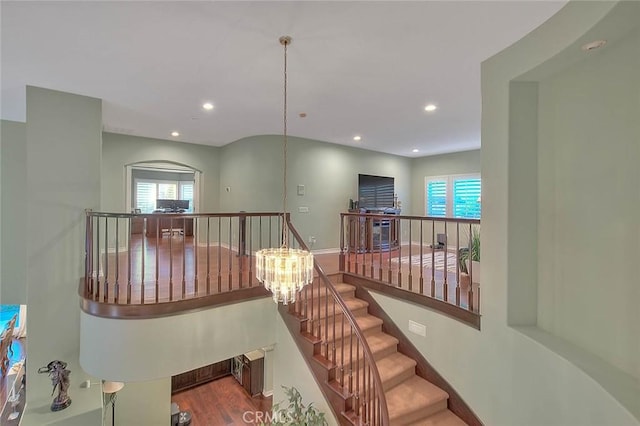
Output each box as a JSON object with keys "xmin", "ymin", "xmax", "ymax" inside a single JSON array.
[{"xmin": 1, "ymin": 1, "xmax": 566, "ymax": 157}]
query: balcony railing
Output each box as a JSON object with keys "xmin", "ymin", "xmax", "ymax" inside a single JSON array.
[
  {"xmin": 82, "ymin": 210, "xmax": 295, "ymax": 316},
  {"xmin": 82, "ymin": 210, "xmax": 389, "ymax": 424},
  {"xmin": 340, "ymin": 212, "xmax": 481, "ymax": 320}
]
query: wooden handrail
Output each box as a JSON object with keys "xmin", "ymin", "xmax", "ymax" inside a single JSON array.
[
  {"xmin": 341, "ymin": 211, "xmax": 481, "ymax": 225},
  {"xmin": 288, "ymin": 217, "xmax": 390, "ymax": 424}
]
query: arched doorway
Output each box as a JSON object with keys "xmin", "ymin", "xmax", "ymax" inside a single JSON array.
[{"xmin": 124, "ymin": 161, "xmax": 202, "ymax": 214}]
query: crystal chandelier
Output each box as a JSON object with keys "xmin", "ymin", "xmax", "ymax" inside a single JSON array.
[{"xmin": 255, "ymin": 36, "xmax": 314, "ymax": 304}]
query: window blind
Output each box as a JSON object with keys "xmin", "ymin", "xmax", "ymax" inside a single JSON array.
[
  {"xmin": 453, "ymin": 178, "xmax": 481, "ymax": 219},
  {"xmin": 426, "ymin": 180, "xmax": 447, "ymax": 217}
]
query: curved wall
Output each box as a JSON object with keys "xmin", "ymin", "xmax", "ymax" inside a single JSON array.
[
  {"xmin": 80, "ymin": 298, "xmax": 277, "ymax": 381},
  {"xmin": 371, "ymin": 2, "xmax": 639, "ymax": 425}
]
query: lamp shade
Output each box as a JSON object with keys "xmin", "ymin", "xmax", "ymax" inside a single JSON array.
[
  {"xmin": 256, "ymin": 247, "xmax": 314, "ymax": 304},
  {"xmin": 102, "ymin": 381, "xmax": 124, "ymax": 394}
]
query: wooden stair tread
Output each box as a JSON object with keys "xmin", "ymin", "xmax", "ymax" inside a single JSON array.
[
  {"xmin": 387, "ymin": 376, "xmax": 449, "ymax": 424},
  {"xmin": 334, "ymin": 330, "xmax": 398, "ymax": 365},
  {"xmin": 308, "ymin": 297, "xmax": 369, "ymax": 320},
  {"xmin": 319, "ymin": 313, "xmax": 383, "ymax": 343},
  {"xmin": 347, "ymin": 352, "xmax": 418, "ymax": 396},
  {"xmin": 355, "ymin": 314, "xmax": 383, "ymax": 334},
  {"xmin": 364, "ymin": 331, "xmax": 399, "ymax": 357},
  {"xmin": 408, "ymin": 409, "xmax": 467, "ymax": 426},
  {"xmin": 376, "ymin": 352, "xmax": 417, "ymax": 390}
]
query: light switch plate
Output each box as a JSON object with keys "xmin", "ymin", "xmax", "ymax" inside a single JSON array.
[{"xmin": 297, "ymin": 184, "xmax": 305, "ymax": 196}]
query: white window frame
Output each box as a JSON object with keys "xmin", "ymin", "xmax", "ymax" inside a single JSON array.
[{"xmin": 425, "ymin": 173, "xmax": 481, "ymax": 219}]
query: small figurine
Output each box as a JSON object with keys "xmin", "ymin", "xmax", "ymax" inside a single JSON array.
[{"xmin": 38, "ymin": 360, "xmax": 72, "ymax": 411}]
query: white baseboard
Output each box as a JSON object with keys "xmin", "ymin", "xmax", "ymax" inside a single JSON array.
[
  {"xmin": 311, "ymin": 247, "xmax": 341, "ymax": 255},
  {"xmin": 262, "ymin": 390, "xmax": 273, "ymax": 398}
]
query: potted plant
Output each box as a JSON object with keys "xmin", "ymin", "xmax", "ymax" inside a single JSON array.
[
  {"xmin": 264, "ymin": 386, "xmax": 328, "ymax": 426},
  {"xmin": 459, "ymin": 225, "xmax": 480, "ymax": 285}
]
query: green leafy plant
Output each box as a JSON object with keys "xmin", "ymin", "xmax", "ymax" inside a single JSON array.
[
  {"xmin": 264, "ymin": 386, "xmax": 328, "ymax": 426},
  {"xmin": 459, "ymin": 225, "xmax": 480, "ymax": 273}
]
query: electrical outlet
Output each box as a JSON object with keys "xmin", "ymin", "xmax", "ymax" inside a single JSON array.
[
  {"xmin": 408, "ymin": 320, "xmax": 426, "ymax": 336},
  {"xmin": 298, "ymin": 206, "xmax": 309, "ymax": 213},
  {"xmin": 308, "ymin": 236, "xmax": 316, "ymax": 244}
]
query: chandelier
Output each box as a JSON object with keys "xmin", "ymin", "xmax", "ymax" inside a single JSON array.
[{"xmin": 255, "ymin": 36, "xmax": 314, "ymax": 304}]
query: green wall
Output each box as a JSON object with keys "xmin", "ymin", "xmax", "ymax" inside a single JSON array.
[
  {"xmin": 101, "ymin": 129, "xmax": 478, "ymax": 252},
  {"xmin": 535, "ymin": 24, "xmax": 639, "ymax": 379},
  {"xmin": 80, "ymin": 298, "xmax": 277, "ymax": 425},
  {"xmin": 0, "ymin": 120, "xmax": 27, "ymax": 304},
  {"xmin": 101, "ymin": 132, "xmax": 221, "ymax": 213},
  {"xmin": 480, "ymin": 0, "xmax": 636, "ymax": 422},
  {"xmin": 219, "ymin": 135, "xmax": 412, "ymax": 250},
  {"xmin": 23, "ymin": 86, "xmax": 103, "ymax": 423}
]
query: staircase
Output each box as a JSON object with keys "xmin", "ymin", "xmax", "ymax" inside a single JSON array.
[{"xmin": 280, "ymin": 273, "xmax": 471, "ymax": 425}]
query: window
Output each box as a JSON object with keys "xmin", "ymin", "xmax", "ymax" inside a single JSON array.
[
  {"xmin": 136, "ymin": 181, "xmax": 157, "ymax": 213},
  {"xmin": 135, "ymin": 179, "xmax": 194, "ymax": 213},
  {"xmin": 180, "ymin": 182, "xmax": 194, "ymax": 212},
  {"xmin": 426, "ymin": 174, "xmax": 481, "ymax": 219}
]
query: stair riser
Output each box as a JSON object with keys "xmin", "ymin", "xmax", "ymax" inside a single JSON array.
[
  {"xmin": 315, "ymin": 320, "xmax": 383, "ymax": 346},
  {"xmin": 382, "ymin": 366, "xmax": 415, "ymax": 392},
  {"xmin": 333, "ymin": 340, "xmax": 398, "ymax": 369},
  {"xmin": 344, "ymin": 364, "xmax": 416, "ymax": 397},
  {"xmin": 303, "ymin": 309, "xmax": 373, "ymax": 335},
  {"xmin": 303, "ymin": 281, "xmax": 356, "ymax": 298},
  {"xmin": 307, "ymin": 305, "xmax": 369, "ymax": 323},
  {"xmin": 373, "ymin": 343, "xmax": 398, "ymax": 361},
  {"xmin": 392, "ymin": 400, "xmax": 448, "ymax": 426}
]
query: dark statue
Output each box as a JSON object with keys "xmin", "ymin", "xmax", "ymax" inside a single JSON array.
[{"xmin": 38, "ymin": 360, "xmax": 72, "ymax": 411}]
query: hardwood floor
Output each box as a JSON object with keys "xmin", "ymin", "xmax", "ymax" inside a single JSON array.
[
  {"xmin": 97, "ymin": 234, "xmax": 342, "ymax": 304},
  {"xmin": 171, "ymin": 376, "xmax": 272, "ymax": 426},
  {"xmin": 96, "ymin": 235, "xmax": 477, "ymax": 312}
]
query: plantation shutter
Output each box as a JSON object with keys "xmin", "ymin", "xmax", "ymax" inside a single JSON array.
[
  {"xmin": 453, "ymin": 178, "xmax": 481, "ymax": 219},
  {"xmin": 136, "ymin": 182, "xmax": 157, "ymax": 213},
  {"xmin": 180, "ymin": 182, "xmax": 194, "ymax": 212},
  {"xmin": 426, "ymin": 179, "xmax": 447, "ymax": 217},
  {"xmin": 158, "ymin": 183, "xmax": 177, "ymax": 200}
]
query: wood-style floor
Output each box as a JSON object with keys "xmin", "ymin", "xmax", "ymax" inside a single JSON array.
[
  {"xmin": 97, "ymin": 235, "xmax": 477, "ymax": 312},
  {"xmin": 96, "ymin": 234, "xmax": 342, "ymax": 304},
  {"xmin": 171, "ymin": 376, "xmax": 271, "ymax": 426}
]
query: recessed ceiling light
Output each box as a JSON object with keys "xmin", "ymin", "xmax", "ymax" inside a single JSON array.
[
  {"xmin": 424, "ymin": 104, "xmax": 437, "ymax": 112},
  {"xmin": 412, "ymin": 149, "xmax": 419, "ymax": 153},
  {"xmin": 581, "ymin": 40, "xmax": 607, "ymax": 52},
  {"xmin": 171, "ymin": 131, "xmax": 180, "ymax": 137},
  {"xmin": 202, "ymin": 102, "xmax": 214, "ymax": 110},
  {"xmin": 353, "ymin": 135, "xmax": 362, "ymax": 141}
]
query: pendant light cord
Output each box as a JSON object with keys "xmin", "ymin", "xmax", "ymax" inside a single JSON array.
[{"xmin": 281, "ymin": 36, "xmax": 290, "ymax": 248}]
